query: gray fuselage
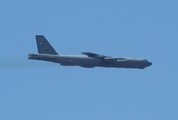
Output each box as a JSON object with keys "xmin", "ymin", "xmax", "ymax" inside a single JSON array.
[{"xmin": 28, "ymin": 54, "xmax": 152, "ymax": 69}]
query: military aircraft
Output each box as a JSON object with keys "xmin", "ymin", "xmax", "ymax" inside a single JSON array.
[{"xmin": 28, "ymin": 35, "xmax": 152, "ymax": 69}]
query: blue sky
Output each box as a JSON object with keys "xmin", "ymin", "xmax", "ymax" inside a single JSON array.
[{"xmin": 0, "ymin": 0, "xmax": 178, "ymax": 120}]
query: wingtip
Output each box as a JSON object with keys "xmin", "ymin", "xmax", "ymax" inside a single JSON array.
[{"xmin": 82, "ymin": 52, "xmax": 90, "ymax": 55}]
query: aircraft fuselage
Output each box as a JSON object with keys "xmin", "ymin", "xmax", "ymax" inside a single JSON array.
[
  {"xmin": 28, "ymin": 35, "xmax": 152, "ymax": 69},
  {"xmin": 28, "ymin": 54, "xmax": 152, "ymax": 69}
]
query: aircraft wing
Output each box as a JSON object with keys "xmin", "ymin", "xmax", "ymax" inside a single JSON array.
[
  {"xmin": 82, "ymin": 52, "xmax": 118, "ymax": 62},
  {"xmin": 82, "ymin": 52, "xmax": 106, "ymax": 59}
]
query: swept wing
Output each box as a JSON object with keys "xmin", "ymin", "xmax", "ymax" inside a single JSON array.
[
  {"xmin": 82, "ymin": 52, "xmax": 120, "ymax": 62},
  {"xmin": 82, "ymin": 52, "xmax": 106, "ymax": 59}
]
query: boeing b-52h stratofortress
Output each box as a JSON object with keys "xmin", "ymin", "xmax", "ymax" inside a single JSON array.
[{"xmin": 28, "ymin": 35, "xmax": 152, "ymax": 69}]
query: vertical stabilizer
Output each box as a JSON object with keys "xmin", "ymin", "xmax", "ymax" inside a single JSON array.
[{"xmin": 36, "ymin": 35, "xmax": 58, "ymax": 55}]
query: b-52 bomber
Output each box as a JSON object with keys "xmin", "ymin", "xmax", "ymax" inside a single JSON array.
[{"xmin": 28, "ymin": 35, "xmax": 152, "ymax": 69}]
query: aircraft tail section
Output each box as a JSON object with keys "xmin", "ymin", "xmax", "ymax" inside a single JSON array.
[{"xmin": 36, "ymin": 35, "xmax": 58, "ymax": 55}]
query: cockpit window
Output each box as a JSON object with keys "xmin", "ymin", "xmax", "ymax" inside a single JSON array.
[{"xmin": 143, "ymin": 59, "xmax": 148, "ymax": 62}]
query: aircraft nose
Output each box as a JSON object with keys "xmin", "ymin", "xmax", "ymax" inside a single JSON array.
[{"xmin": 149, "ymin": 62, "xmax": 152, "ymax": 66}]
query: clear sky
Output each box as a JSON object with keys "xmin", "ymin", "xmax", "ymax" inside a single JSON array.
[{"xmin": 0, "ymin": 0, "xmax": 178, "ymax": 120}]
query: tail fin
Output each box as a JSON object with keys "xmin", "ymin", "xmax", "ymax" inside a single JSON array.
[{"xmin": 36, "ymin": 35, "xmax": 58, "ymax": 55}]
